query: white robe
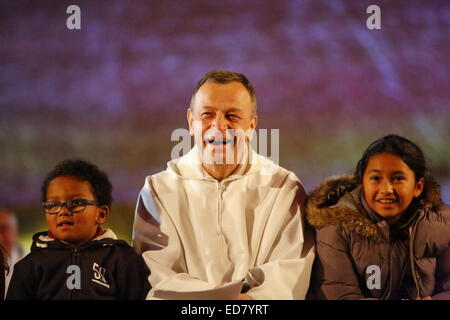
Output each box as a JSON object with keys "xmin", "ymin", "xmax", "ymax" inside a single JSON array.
[{"xmin": 132, "ymin": 145, "xmax": 315, "ymax": 299}]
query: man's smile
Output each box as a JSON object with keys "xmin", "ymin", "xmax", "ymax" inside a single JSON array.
[{"xmin": 206, "ymin": 138, "xmax": 234, "ymax": 145}]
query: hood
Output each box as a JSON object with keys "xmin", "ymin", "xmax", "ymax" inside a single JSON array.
[
  {"xmin": 166, "ymin": 143, "xmax": 281, "ymax": 180},
  {"xmin": 31, "ymin": 228, "xmax": 125, "ymax": 251},
  {"xmin": 306, "ymin": 174, "xmax": 443, "ymax": 241}
]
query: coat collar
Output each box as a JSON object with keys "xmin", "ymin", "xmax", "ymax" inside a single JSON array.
[
  {"xmin": 306, "ymin": 174, "xmax": 443, "ymax": 241},
  {"xmin": 33, "ymin": 228, "xmax": 118, "ymax": 249}
]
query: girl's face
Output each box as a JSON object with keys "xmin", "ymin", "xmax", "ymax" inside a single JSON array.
[{"xmin": 363, "ymin": 153, "xmax": 424, "ymax": 224}]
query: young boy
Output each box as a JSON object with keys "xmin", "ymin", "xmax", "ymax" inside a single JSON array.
[{"xmin": 6, "ymin": 159, "xmax": 150, "ymax": 300}]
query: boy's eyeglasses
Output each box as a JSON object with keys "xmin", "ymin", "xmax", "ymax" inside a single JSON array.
[{"xmin": 41, "ymin": 199, "xmax": 100, "ymax": 215}]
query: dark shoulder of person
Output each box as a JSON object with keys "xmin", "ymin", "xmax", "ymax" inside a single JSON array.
[{"xmin": 0, "ymin": 245, "xmax": 5, "ymax": 300}]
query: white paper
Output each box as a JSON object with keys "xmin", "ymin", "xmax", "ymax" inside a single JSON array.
[{"xmin": 152, "ymin": 280, "xmax": 243, "ymax": 300}]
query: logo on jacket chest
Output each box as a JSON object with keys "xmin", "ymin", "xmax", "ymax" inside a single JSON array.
[
  {"xmin": 66, "ymin": 262, "xmax": 110, "ymax": 290},
  {"xmin": 92, "ymin": 262, "xmax": 110, "ymax": 288}
]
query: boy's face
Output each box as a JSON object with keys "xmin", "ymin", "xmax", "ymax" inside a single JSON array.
[{"xmin": 45, "ymin": 176, "xmax": 109, "ymax": 246}]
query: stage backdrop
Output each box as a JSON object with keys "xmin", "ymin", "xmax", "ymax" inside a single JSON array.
[{"xmin": 0, "ymin": 0, "xmax": 448, "ymax": 251}]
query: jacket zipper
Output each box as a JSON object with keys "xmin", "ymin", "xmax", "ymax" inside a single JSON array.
[
  {"xmin": 70, "ymin": 247, "xmax": 79, "ymax": 300},
  {"xmin": 408, "ymin": 226, "xmax": 421, "ymax": 299},
  {"xmin": 384, "ymin": 241, "xmax": 393, "ymax": 299}
]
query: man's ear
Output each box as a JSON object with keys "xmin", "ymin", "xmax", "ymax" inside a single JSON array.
[
  {"xmin": 187, "ymin": 108, "xmax": 194, "ymax": 136},
  {"xmin": 246, "ymin": 115, "xmax": 258, "ymax": 141},
  {"xmin": 96, "ymin": 205, "xmax": 109, "ymax": 225},
  {"xmin": 250, "ymin": 115, "xmax": 258, "ymax": 130}
]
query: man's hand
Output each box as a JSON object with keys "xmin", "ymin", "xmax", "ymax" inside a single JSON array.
[{"xmin": 215, "ymin": 282, "xmax": 254, "ymax": 299}]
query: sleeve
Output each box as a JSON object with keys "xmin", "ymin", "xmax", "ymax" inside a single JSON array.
[
  {"xmin": 0, "ymin": 247, "xmax": 5, "ymax": 300},
  {"xmin": 5, "ymin": 255, "xmax": 38, "ymax": 300},
  {"xmin": 245, "ymin": 179, "xmax": 315, "ymax": 300},
  {"xmin": 116, "ymin": 247, "xmax": 151, "ymax": 300},
  {"xmin": 132, "ymin": 179, "xmax": 217, "ymax": 298},
  {"xmin": 309, "ymin": 224, "xmax": 368, "ymax": 300},
  {"xmin": 432, "ymin": 246, "xmax": 450, "ymax": 300},
  {"xmin": 132, "ymin": 182, "xmax": 169, "ymax": 254},
  {"xmin": 431, "ymin": 205, "xmax": 450, "ymax": 300}
]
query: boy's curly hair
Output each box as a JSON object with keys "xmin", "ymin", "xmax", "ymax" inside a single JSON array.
[{"xmin": 41, "ymin": 159, "xmax": 113, "ymax": 207}]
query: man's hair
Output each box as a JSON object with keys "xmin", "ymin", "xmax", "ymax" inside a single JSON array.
[
  {"xmin": 41, "ymin": 159, "xmax": 113, "ymax": 207},
  {"xmin": 189, "ymin": 70, "xmax": 257, "ymax": 117}
]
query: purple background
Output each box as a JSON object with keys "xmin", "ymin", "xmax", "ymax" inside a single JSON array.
[{"xmin": 0, "ymin": 0, "xmax": 449, "ymax": 242}]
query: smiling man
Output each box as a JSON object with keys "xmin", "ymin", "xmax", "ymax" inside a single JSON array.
[
  {"xmin": 132, "ymin": 70, "xmax": 315, "ymax": 300},
  {"xmin": 188, "ymin": 79, "xmax": 256, "ymax": 177}
]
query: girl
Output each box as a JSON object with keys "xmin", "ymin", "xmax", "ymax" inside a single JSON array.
[{"xmin": 306, "ymin": 135, "xmax": 450, "ymax": 300}]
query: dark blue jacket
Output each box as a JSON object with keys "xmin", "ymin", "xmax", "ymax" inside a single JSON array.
[{"xmin": 6, "ymin": 229, "xmax": 150, "ymax": 300}]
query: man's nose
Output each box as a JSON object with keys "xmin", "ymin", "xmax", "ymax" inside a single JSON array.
[{"xmin": 211, "ymin": 114, "xmax": 229, "ymax": 130}]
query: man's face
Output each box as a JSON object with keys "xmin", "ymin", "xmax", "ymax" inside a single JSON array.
[
  {"xmin": 45, "ymin": 176, "xmax": 108, "ymax": 246},
  {"xmin": 0, "ymin": 211, "xmax": 18, "ymax": 256},
  {"xmin": 187, "ymin": 81, "xmax": 257, "ymax": 165}
]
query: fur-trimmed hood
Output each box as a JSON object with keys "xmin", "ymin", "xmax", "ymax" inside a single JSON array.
[{"xmin": 306, "ymin": 174, "xmax": 444, "ymax": 241}]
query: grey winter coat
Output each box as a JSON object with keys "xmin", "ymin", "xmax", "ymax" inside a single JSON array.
[{"xmin": 306, "ymin": 175, "xmax": 450, "ymax": 300}]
